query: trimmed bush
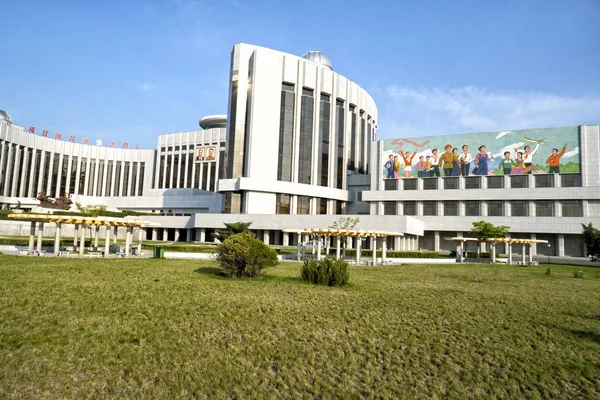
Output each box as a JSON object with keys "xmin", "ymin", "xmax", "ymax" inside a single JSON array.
[
  {"xmin": 301, "ymin": 258, "xmax": 350, "ymax": 287},
  {"xmin": 216, "ymin": 233, "xmax": 278, "ymax": 278}
]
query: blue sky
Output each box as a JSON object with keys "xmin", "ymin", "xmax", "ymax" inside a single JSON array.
[{"xmin": 2, "ymin": 0, "xmax": 599, "ymax": 149}]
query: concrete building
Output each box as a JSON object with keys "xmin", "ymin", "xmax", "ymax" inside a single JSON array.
[{"xmin": 1, "ymin": 43, "xmax": 599, "ymax": 258}]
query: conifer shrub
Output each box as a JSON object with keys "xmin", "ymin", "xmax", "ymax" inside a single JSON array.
[
  {"xmin": 301, "ymin": 258, "xmax": 349, "ymax": 287},
  {"xmin": 216, "ymin": 233, "xmax": 278, "ymax": 278}
]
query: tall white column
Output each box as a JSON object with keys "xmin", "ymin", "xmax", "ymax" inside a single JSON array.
[
  {"xmin": 162, "ymin": 228, "xmax": 168, "ymax": 242},
  {"xmin": 557, "ymin": 234, "xmax": 565, "ymax": 257},
  {"xmin": 382, "ymin": 237, "xmax": 387, "ymax": 262},
  {"xmin": 36, "ymin": 222, "xmax": 44, "ymax": 253},
  {"xmin": 371, "ymin": 236, "xmax": 376, "ymax": 265},
  {"xmin": 356, "ymin": 236, "xmax": 361, "ymax": 264},
  {"xmin": 174, "ymin": 229, "xmax": 181, "ymax": 242},
  {"xmin": 94, "ymin": 225, "xmax": 100, "ymax": 250},
  {"xmin": 521, "ymin": 244, "xmax": 526, "ymax": 265},
  {"xmin": 317, "ymin": 236, "xmax": 322, "ymax": 261},
  {"xmin": 79, "ymin": 225, "xmax": 86, "ymax": 256},
  {"xmin": 113, "ymin": 226, "xmax": 118, "ymax": 244},
  {"xmin": 125, "ymin": 227, "xmax": 132, "ymax": 257},
  {"xmin": 152, "ymin": 228, "xmax": 158, "ymax": 241},
  {"xmin": 54, "ymin": 222, "xmax": 62, "ymax": 256},
  {"xmin": 104, "ymin": 227, "xmax": 111, "ymax": 258},
  {"xmin": 28, "ymin": 221, "xmax": 36, "ymax": 255},
  {"xmin": 199, "ymin": 228, "xmax": 206, "ymax": 242},
  {"xmin": 138, "ymin": 228, "xmax": 143, "ymax": 255},
  {"xmin": 336, "ymin": 235, "xmax": 341, "ymax": 260},
  {"xmin": 434, "ymin": 231, "xmax": 440, "ymax": 252},
  {"xmin": 73, "ymin": 224, "xmax": 79, "ymax": 249},
  {"xmin": 283, "ymin": 232, "xmax": 289, "ymax": 247}
]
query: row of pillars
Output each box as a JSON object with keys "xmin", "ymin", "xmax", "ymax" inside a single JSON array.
[
  {"xmin": 296, "ymin": 234, "xmax": 390, "ymax": 265},
  {"xmin": 27, "ymin": 222, "xmax": 143, "ymax": 258},
  {"xmin": 455, "ymin": 241, "xmax": 535, "ymax": 264}
]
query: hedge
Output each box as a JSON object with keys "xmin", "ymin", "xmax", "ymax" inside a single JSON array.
[{"xmin": 343, "ymin": 249, "xmax": 440, "ymax": 258}]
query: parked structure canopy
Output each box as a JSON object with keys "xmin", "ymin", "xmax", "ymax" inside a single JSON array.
[{"xmin": 443, "ymin": 236, "xmax": 549, "ymax": 265}]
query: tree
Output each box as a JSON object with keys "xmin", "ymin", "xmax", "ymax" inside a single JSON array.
[
  {"xmin": 213, "ymin": 222, "xmax": 252, "ymax": 242},
  {"xmin": 329, "ymin": 217, "xmax": 360, "ymax": 257},
  {"xmin": 216, "ymin": 233, "xmax": 278, "ymax": 278},
  {"xmin": 582, "ymin": 223, "xmax": 600, "ymax": 262},
  {"xmin": 469, "ymin": 221, "xmax": 510, "ymax": 261},
  {"xmin": 76, "ymin": 203, "xmax": 107, "ymax": 217}
]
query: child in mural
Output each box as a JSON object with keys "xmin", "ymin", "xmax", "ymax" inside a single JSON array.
[
  {"xmin": 458, "ymin": 145, "xmax": 472, "ymax": 176},
  {"xmin": 415, "ymin": 156, "xmax": 426, "ymax": 177},
  {"xmin": 511, "ymin": 152, "xmax": 525, "ymax": 175},
  {"xmin": 430, "ymin": 149, "xmax": 440, "ymax": 177},
  {"xmin": 400, "ymin": 149, "xmax": 416, "ymax": 178},
  {"xmin": 472, "ymin": 145, "xmax": 494, "ymax": 176},
  {"xmin": 438, "ymin": 144, "xmax": 458, "ymax": 176},
  {"xmin": 452, "ymin": 148, "xmax": 461, "ymax": 176},
  {"xmin": 384, "ymin": 154, "xmax": 395, "ymax": 179},
  {"xmin": 394, "ymin": 155, "xmax": 401, "ymax": 178},
  {"xmin": 425, "ymin": 156, "xmax": 433, "ymax": 176},
  {"xmin": 545, "ymin": 144, "xmax": 567, "ymax": 173},
  {"xmin": 498, "ymin": 151, "xmax": 513, "ymax": 175},
  {"xmin": 522, "ymin": 142, "xmax": 541, "ymax": 174}
]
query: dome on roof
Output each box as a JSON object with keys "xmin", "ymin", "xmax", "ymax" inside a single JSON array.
[
  {"xmin": 0, "ymin": 110, "xmax": 11, "ymax": 124},
  {"xmin": 302, "ymin": 51, "xmax": 332, "ymax": 70},
  {"xmin": 199, "ymin": 114, "xmax": 227, "ymax": 130}
]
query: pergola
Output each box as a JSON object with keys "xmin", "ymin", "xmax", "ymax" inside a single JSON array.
[
  {"xmin": 8, "ymin": 214, "xmax": 153, "ymax": 258},
  {"xmin": 444, "ymin": 237, "xmax": 548, "ymax": 265},
  {"xmin": 282, "ymin": 228, "xmax": 403, "ymax": 265}
]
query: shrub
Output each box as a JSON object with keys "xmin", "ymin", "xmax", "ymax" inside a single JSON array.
[
  {"xmin": 216, "ymin": 233, "xmax": 278, "ymax": 278},
  {"xmin": 573, "ymin": 270, "xmax": 584, "ymax": 279},
  {"xmin": 301, "ymin": 258, "xmax": 349, "ymax": 287}
]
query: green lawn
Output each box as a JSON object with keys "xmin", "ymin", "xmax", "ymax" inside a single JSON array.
[{"xmin": 0, "ymin": 255, "xmax": 599, "ymax": 399}]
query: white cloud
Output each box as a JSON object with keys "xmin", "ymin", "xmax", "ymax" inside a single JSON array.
[
  {"xmin": 379, "ymin": 85, "xmax": 600, "ymax": 139},
  {"xmin": 139, "ymin": 82, "xmax": 157, "ymax": 92}
]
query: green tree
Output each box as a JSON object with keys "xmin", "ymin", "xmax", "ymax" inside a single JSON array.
[
  {"xmin": 213, "ymin": 222, "xmax": 253, "ymax": 242},
  {"xmin": 329, "ymin": 217, "xmax": 360, "ymax": 258},
  {"xmin": 582, "ymin": 223, "xmax": 600, "ymax": 261},
  {"xmin": 75, "ymin": 203, "xmax": 107, "ymax": 217},
  {"xmin": 216, "ymin": 232, "xmax": 278, "ymax": 278},
  {"xmin": 469, "ymin": 221, "xmax": 510, "ymax": 261}
]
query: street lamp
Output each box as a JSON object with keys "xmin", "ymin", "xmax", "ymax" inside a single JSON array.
[{"xmin": 547, "ymin": 243, "xmax": 551, "ymax": 264}]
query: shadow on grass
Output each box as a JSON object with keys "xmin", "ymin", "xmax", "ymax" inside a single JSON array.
[
  {"xmin": 194, "ymin": 267, "xmax": 225, "ymax": 277},
  {"xmin": 568, "ymin": 329, "xmax": 600, "ymax": 345}
]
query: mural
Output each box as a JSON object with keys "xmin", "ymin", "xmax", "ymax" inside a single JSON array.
[{"xmin": 382, "ymin": 126, "xmax": 580, "ymax": 179}]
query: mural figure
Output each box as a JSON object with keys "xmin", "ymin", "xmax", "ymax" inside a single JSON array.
[
  {"xmin": 415, "ymin": 156, "xmax": 426, "ymax": 178},
  {"xmin": 196, "ymin": 147, "xmax": 205, "ymax": 161},
  {"xmin": 384, "ymin": 154, "xmax": 395, "ymax": 179},
  {"xmin": 511, "ymin": 152, "xmax": 525, "ymax": 174},
  {"xmin": 430, "ymin": 149, "xmax": 440, "ymax": 177},
  {"xmin": 472, "ymin": 145, "xmax": 493, "ymax": 176},
  {"xmin": 522, "ymin": 137, "xmax": 546, "ymax": 174},
  {"xmin": 498, "ymin": 151, "xmax": 513, "ymax": 175},
  {"xmin": 438, "ymin": 144, "xmax": 458, "ymax": 176},
  {"xmin": 207, "ymin": 147, "xmax": 216, "ymax": 161},
  {"xmin": 394, "ymin": 155, "xmax": 401, "ymax": 179},
  {"xmin": 546, "ymin": 144, "xmax": 567, "ymax": 173},
  {"xmin": 400, "ymin": 149, "xmax": 416, "ymax": 178},
  {"xmin": 452, "ymin": 148, "xmax": 461, "ymax": 176},
  {"xmin": 425, "ymin": 156, "xmax": 433, "ymax": 176},
  {"xmin": 458, "ymin": 145, "xmax": 472, "ymax": 176}
]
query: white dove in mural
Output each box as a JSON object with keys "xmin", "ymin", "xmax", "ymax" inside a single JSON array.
[{"xmin": 495, "ymin": 131, "xmax": 511, "ymax": 139}]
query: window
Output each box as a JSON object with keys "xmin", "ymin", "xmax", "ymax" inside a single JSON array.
[
  {"xmin": 384, "ymin": 201, "xmax": 397, "ymax": 215},
  {"xmin": 535, "ymin": 200, "xmax": 554, "ymax": 217},
  {"xmin": 465, "ymin": 201, "xmax": 480, "ymax": 216},
  {"xmin": 276, "ymin": 194, "xmax": 290, "ymax": 214},
  {"xmin": 335, "ymin": 201, "xmax": 344, "ymax": 215},
  {"xmin": 347, "ymin": 105, "xmax": 356, "ymax": 172},
  {"xmin": 384, "ymin": 179, "xmax": 397, "ymax": 190},
  {"xmin": 443, "ymin": 177, "xmax": 458, "ymax": 189},
  {"xmin": 511, "ymin": 175, "xmax": 528, "ymax": 188},
  {"xmin": 487, "ymin": 176, "xmax": 504, "ymax": 189},
  {"xmin": 297, "ymin": 195, "xmax": 310, "ymax": 215},
  {"xmin": 465, "ymin": 176, "xmax": 481, "ymax": 189},
  {"xmin": 488, "ymin": 200, "xmax": 504, "ymax": 216},
  {"xmin": 511, "ymin": 200, "xmax": 528, "ymax": 216},
  {"xmin": 535, "ymin": 174, "xmax": 554, "ymax": 188},
  {"xmin": 403, "ymin": 179, "xmax": 417, "ymax": 190},
  {"xmin": 561, "ymin": 173, "xmax": 581, "ymax": 187},
  {"xmin": 444, "ymin": 201, "xmax": 458, "ymax": 216},
  {"xmin": 423, "ymin": 201, "xmax": 437, "ymax": 216},
  {"xmin": 403, "ymin": 201, "xmax": 416, "ymax": 216},
  {"xmin": 298, "ymin": 88, "xmax": 314, "ymax": 184},
  {"xmin": 318, "ymin": 198, "xmax": 327, "ymax": 215},
  {"xmin": 277, "ymin": 83, "xmax": 295, "ymax": 182},
  {"xmin": 335, "ymin": 99, "xmax": 345, "ymax": 189},
  {"xmin": 423, "ymin": 178, "xmax": 438, "ymax": 190},
  {"xmin": 318, "ymin": 93, "xmax": 331, "ymax": 187},
  {"xmin": 561, "ymin": 200, "xmax": 582, "ymax": 217}
]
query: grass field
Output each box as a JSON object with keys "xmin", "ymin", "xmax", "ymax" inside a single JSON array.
[{"xmin": 0, "ymin": 255, "xmax": 599, "ymax": 399}]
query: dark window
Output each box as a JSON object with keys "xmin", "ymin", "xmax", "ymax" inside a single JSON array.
[
  {"xmin": 335, "ymin": 99, "xmax": 344, "ymax": 189},
  {"xmin": 535, "ymin": 200, "xmax": 554, "ymax": 217},
  {"xmin": 201, "ymin": 163, "xmax": 208, "ymax": 190},
  {"xmin": 187, "ymin": 153, "xmax": 194, "ymax": 187},
  {"xmin": 335, "ymin": 200, "xmax": 344, "ymax": 215},
  {"xmin": 165, "ymin": 155, "xmax": 172, "ymax": 188},
  {"xmin": 443, "ymin": 177, "xmax": 459, "ymax": 189},
  {"xmin": 465, "ymin": 176, "xmax": 481, "ymax": 189},
  {"xmin": 297, "ymin": 195, "xmax": 310, "ymax": 214},
  {"xmin": 131, "ymin": 162, "xmax": 138, "ymax": 196},
  {"xmin": 138, "ymin": 163, "xmax": 145, "ymax": 195},
  {"xmin": 347, "ymin": 105, "xmax": 356, "ymax": 171},
  {"xmin": 105, "ymin": 161, "xmax": 113, "ymax": 196},
  {"xmin": 276, "ymin": 193, "xmax": 290, "ymax": 214},
  {"xmin": 182, "ymin": 145, "xmax": 188, "ymax": 151},
  {"xmin": 158, "ymin": 155, "xmax": 165, "ymax": 189},
  {"xmin": 487, "ymin": 176, "xmax": 504, "ymax": 189},
  {"xmin": 298, "ymin": 88, "xmax": 314, "ymax": 184},
  {"xmin": 561, "ymin": 200, "xmax": 582, "ymax": 217},
  {"xmin": 33, "ymin": 150, "xmax": 42, "ymax": 194},
  {"xmin": 561, "ymin": 173, "xmax": 581, "ymax": 187},
  {"xmin": 403, "ymin": 201, "xmax": 416, "ymax": 216},
  {"xmin": 384, "ymin": 201, "xmax": 397, "ymax": 215},
  {"xmin": 318, "ymin": 198, "xmax": 327, "ymax": 215},
  {"xmin": 51, "ymin": 153, "xmax": 60, "ymax": 197},
  {"xmin": 318, "ymin": 93, "xmax": 330, "ymax": 187},
  {"xmin": 23, "ymin": 148, "xmax": 33, "ymax": 196},
  {"xmin": 122, "ymin": 162, "xmax": 130, "ymax": 196},
  {"xmin": 403, "ymin": 179, "xmax": 417, "ymax": 190},
  {"xmin": 87, "ymin": 160, "xmax": 96, "ymax": 196},
  {"xmin": 423, "ymin": 201, "xmax": 437, "ymax": 216},
  {"xmin": 423, "ymin": 177, "xmax": 438, "ymax": 190},
  {"xmin": 488, "ymin": 200, "xmax": 504, "ymax": 216},
  {"xmin": 444, "ymin": 201, "xmax": 458, "ymax": 216},
  {"xmin": 209, "ymin": 163, "xmax": 216, "ymax": 191},
  {"xmin": 465, "ymin": 201, "xmax": 480, "ymax": 216},
  {"xmin": 511, "ymin": 175, "xmax": 528, "ymax": 188},
  {"xmin": 511, "ymin": 200, "xmax": 528, "ymax": 216},
  {"xmin": 59, "ymin": 153, "xmax": 68, "ymax": 197},
  {"xmin": 535, "ymin": 174, "xmax": 554, "ymax": 188},
  {"xmin": 79, "ymin": 157, "xmax": 87, "ymax": 195},
  {"xmin": 358, "ymin": 112, "xmax": 365, "ymax": 173},
  {"xmin": 178, "ymin": 156, "xmax": 185, "ymax": 189},
  {"xmin": 114, "ymin": 161, "xmax": 121, "ymax": 196},
  {"xmin": 97, "ymin": 161, "xmax": 105, "ymax": 196},
  {"xmin": 277, "ymin": 83, "xmax": 295, "ymax": 182},
  {"xmin": 384, "ymin": 179, "xmax": 397, "ymax": 190}
]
